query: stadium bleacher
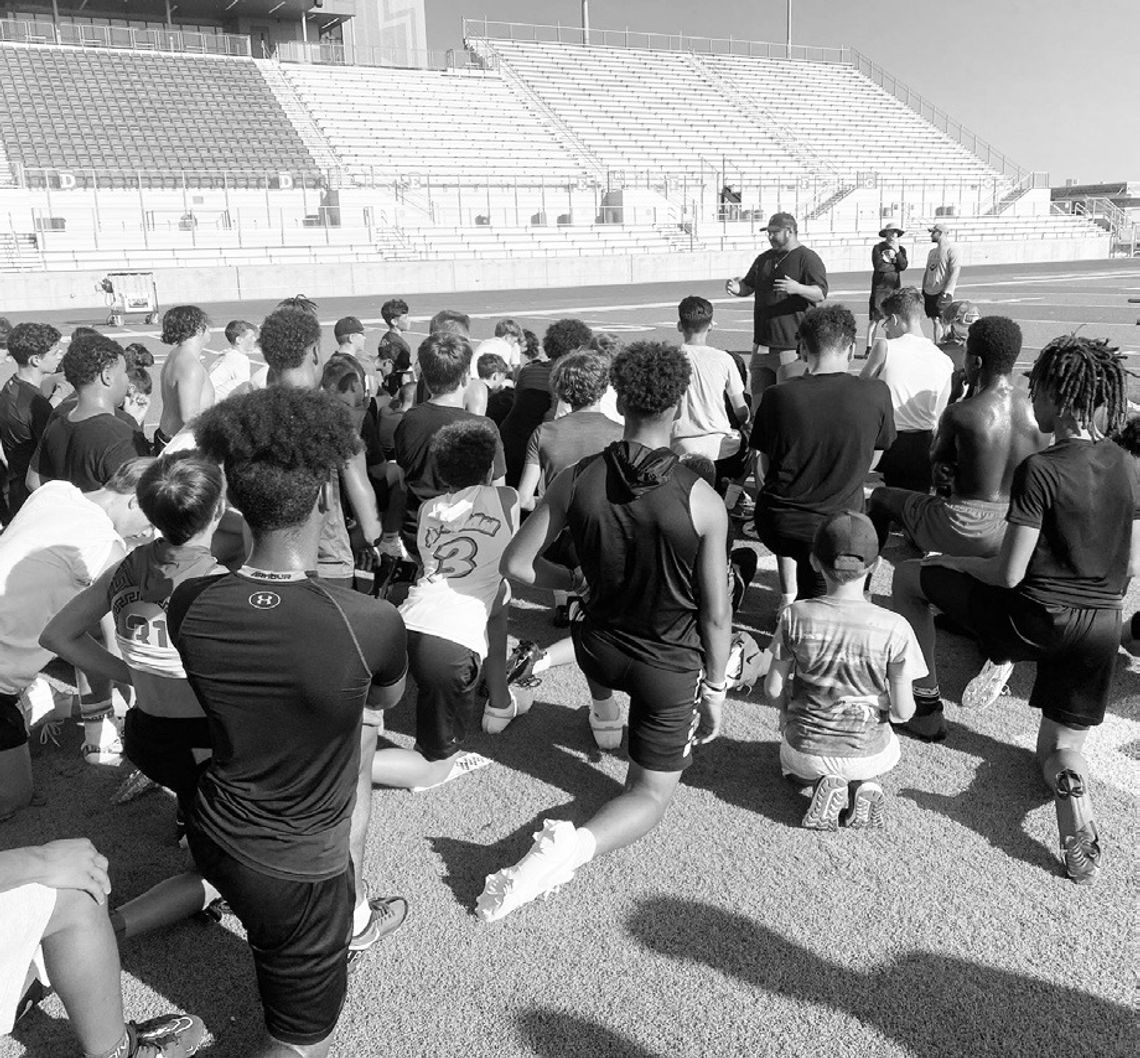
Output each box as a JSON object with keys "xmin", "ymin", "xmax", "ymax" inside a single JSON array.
[
  {"xmin": 0, "ymin": 42, "xmax": 320, "ymax": 188},
  {"xmin": 0, "ymin": 22, "xmax": 1115, "ymax": 278},
  {"xmin": 277, "ymin": 62, "xmax": 585, "ymax": 184}
]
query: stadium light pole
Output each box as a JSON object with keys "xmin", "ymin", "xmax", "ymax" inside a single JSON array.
[
  {"xmin": 582, "ymin": 0, "xmax": 590, "ymax": 44},
  {"xmin": 786, "ymin": 0, "xmax": 792, "ymax": 52}
]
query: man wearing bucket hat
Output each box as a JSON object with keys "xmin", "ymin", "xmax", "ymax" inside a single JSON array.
[
  {"xmin": 867, "ymin": 222, "xmax": 908, "ymax": 356},
  {"xmin": 922, "ymin": 223, "xmax": 962, "ymax": 342}
]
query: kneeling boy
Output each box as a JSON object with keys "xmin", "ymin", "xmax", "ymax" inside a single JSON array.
[
  {"xmin": 765, "ymin": 511, "xmax": 925, "ymax": 830},
  {"xmin": 371, "ymin": 419, "xmax": 519, "ymax": 791}
]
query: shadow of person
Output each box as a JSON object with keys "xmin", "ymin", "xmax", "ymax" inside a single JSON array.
[
  {"xmin": 516, "ymin": 1007, "xmax": 664, "ymax": 1058},
  {"xmin": 897, "ymin": 727, "xmax": 1056, "ymax": 874},
  {"xmin": 628, "ymin": 897, "xmax": 1134, "ymax": 1057},
  {"xmin": 428, "ymin": 805, "xmax": 570, "ymax": 914},
  {"xmin": 682, "ymin": 734, "xmax": 805, "ymax": 828}
]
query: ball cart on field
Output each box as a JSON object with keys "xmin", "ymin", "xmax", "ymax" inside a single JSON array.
[{"xmin": 100, "ymin": 272, "xmax": 159, "ymax": 328}]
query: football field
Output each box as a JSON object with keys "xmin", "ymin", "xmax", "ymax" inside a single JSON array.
[{"xmin": 3, "ymin": 257, "xmax": 1138, "ymax": 1057}]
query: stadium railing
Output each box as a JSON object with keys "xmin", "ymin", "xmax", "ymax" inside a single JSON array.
[
  {"xmin": 461, "ymin": 18, "xmax": 848, "ymax": 63},
  {"xmin": 0, "ymin": 18, "xmax": 250, "ymax": 56},
  {"xmin": 276, "ymin": 39, "xmax": 493, "ymax": 72}
]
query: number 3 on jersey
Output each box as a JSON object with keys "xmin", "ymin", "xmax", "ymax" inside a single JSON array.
[{"xmin": 432, "ymin": 535, "xmax": 478, "ymax": 579}]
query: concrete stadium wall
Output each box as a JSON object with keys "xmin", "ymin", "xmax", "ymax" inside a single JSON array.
[{"xmin": 5, "ymin": 234, "xmax": 1111, "ymax": 312}]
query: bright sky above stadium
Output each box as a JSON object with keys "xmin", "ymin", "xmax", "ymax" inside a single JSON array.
[{"xmin": 429, "ymin": 0, "xmax": 1139, "ymax": 183}]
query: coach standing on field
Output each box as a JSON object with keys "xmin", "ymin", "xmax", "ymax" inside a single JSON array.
[
  {"xmin": 923, "ymin": 222, "xmax": 962, "ymax": 342},
  {"xmin": 726, "ymin": 212, "xmax": 828, "ymax": 412}
]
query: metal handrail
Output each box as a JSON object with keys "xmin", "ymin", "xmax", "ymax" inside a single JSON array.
[
  {"xmin": 462, "ymin": 18, "xmax": 849, "ymax": 63},
  {"xmin": 0, "ymin": 19, "xmax": 250, "ymax": 56},
  {"xmin": 275, "ymin": 39, "xmax": 484, "ymax": 72}
]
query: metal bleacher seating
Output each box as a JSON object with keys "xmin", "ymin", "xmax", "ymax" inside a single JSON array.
[
  {"xmin": 0, "ymin": 42, "xmax": 322, "ymax": 187},
  {"xmin": 278, "ymin": 62, "xmax": 586, "ymax": 185}
]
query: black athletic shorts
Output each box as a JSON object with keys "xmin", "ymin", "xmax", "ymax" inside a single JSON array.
[
  {"xmin": 0, "ymin": 692, "xmax": 27, "ymax": 751},
  {"xmin": 923, "ymin": 291, "xmax": 944, "ymax": 320},
  {"xmin": 753, "ymin": 519, "xmax": 827, "ymax": 601},
  {"xmin": 878, "ymin": 429, "xmax": 934, "ymax": 494},
  {"xmin": 407, "ymin": 631, "xmax": 480, "ymax": 762},
  {"xmin": 572, "ymin": 623, "xmax": 701, "ymax": 772},
  {"xmin": 188, "ymin": 827, "xmax": 354, "ymax": 1047},
  {"xmin": 920, "ymin": 565, "xmax": 1121, "ymax": 727},
  {"xmin": 122, "ymin": 708, "xmax": 211, "ymax": 812}
]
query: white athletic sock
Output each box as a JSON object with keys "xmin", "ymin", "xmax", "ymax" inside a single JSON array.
[
  {"xmin": 83, "ymin": 716, "xmax": 118, "ymax": 750},
  {"xmin": 779, "ymin": 592, "xmax": 796, "ymax": 610},
  {"xmin": 591, "ymin": 696, "xmax": 619, "ymax": 722},
  {"xmin": 533, "ymin": 654, "xmax": 552, "ymax": 676},
  {"xmin": 352, "ymin": 897, "xmax": 372, "ymax": 935},
  {"xmin": 552, "ymin": 590, "xmax": 568, "ymax": 607},
  {"xmin": 571, "ymin": 827, "xmax": 597, "ymax": 871}
]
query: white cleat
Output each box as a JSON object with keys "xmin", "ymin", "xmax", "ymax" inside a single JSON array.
[
  {"xmin": 961, "ymin": 659, "xmax": 1015, "ymax": 710},
  {"xmin": 482, "ymin": 685, "xmax": 536, "ymax": 735},
  {"xmin": 589, "ymin": 704, "xmax": 623, "ymax": 750},
  {"xmin": 475, "ymin": 819, "xmax": 580, "ymax": 923}
]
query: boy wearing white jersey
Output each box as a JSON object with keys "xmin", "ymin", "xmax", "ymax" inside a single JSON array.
[
  {"xmin": 371, "ymin": 419, "xmax": 519, "ymax": 792},
  {"xmin": 861, "ymin": 287, "xmax": 953, "ymax": 494}
]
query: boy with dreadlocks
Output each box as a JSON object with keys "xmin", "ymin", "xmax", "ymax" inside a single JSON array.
[{"xmin": 915, "ymin": 335, "xmax": 1137, "ymax": 884}]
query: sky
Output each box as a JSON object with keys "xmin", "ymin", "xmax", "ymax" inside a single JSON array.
[{"xmin": 425, "ymin": 0, "xmax": 1139, "ymax": 183}]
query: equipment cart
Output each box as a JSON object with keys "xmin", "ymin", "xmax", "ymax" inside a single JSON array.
[{"xmin": 101, "ymin": 272, "xmax": 159, "ymax": 328}]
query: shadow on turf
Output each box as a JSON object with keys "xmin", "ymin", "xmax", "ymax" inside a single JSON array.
[
  {"xmin": 628, "ymin": 897, "xmax": 1135, "ymax": 1057},
  {"xmin": 898, "ymin": 727, "xmax": 1058, "ymax": 875},
  {"xmin": 683, "ymin": 735, "xmax": 807, "ymax": 828},
  {"xmin": 516, "ymin": 1007, "xmax": 663, "ymax": 1058}
]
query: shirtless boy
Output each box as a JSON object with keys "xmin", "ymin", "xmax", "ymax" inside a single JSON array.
[
  {"xmin": 876, "ymin": 317, "xmax": 1050, "ymax": 739},
  {"xmin": 156, "ymin": 305, "xmax": 214, "ymax": 452}
]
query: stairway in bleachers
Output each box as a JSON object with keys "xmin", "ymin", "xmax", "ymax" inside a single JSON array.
[{"xmin": 0, "ymin": 43, "xmax": 321, "ymax": 187}]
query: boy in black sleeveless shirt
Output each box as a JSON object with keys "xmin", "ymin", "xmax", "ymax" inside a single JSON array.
[{"xmin": 477, "ymin": 342, "xmax": 731, "ymax": 922}]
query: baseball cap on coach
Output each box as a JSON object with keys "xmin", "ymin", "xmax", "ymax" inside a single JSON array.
[
  {"xmin": 334, "ymin": 316, "xmax": 364, "ymax": 342},
  {"xmin": 812, "ymin": 511, "xmax": 880, "ymax": 572},
  {"xmin": 767, "ymin": 212, "xmax": 798, "ymax": 232}
]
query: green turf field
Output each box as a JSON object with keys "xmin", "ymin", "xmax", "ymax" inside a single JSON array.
[{"xmin": 3, "ymin": 258, "xmax": 1138, "ymax": 1057}]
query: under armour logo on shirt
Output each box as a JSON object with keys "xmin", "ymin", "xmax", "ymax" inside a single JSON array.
[{"xmin": 248, "ymin": 591, "xmax": 281, "ymax": 610}]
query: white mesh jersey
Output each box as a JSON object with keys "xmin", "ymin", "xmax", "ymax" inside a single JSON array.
[
  {"xmin": 109, "ymin": 540, "xmax": 224, "ymax": 678},
  {"xmin": 400, "ymin": 485, "xmax": 519, "ymax": 658}
]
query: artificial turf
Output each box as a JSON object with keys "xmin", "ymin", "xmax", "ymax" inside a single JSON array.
[{"xmin": 4, "ymin": 538, "xmax": 1136, "ymax": 1058}]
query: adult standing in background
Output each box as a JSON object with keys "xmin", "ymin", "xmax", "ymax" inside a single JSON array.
[
  {"xmin": 923, "ymin": 223, "xmax": 962, "ymax": 342},
  {"xmin": 867, "ymin": 222, "xmax": 908, "ymax": 356},
  {"xmin": 725, "ymin": 212, "xmax": 828, "ymax": 411}
]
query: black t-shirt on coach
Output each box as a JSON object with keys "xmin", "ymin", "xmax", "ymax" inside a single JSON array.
[
  {"xmin": 742, "ymin": 244, "xmax": 829, "ymax": 349},
  {"xmin": 168, "ymin": 569, "xmax": 407, "ymax": 882},
  {"xmin": 751, "ymin": 372, "xmax": 895, "ymax": 541},
  {"xmin": 1007, "ymin": 438, "xmax": 1138, "ymax": 610}
]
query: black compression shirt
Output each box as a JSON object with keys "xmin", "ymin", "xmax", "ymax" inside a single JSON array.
[{"xmin": 168, "ymin": 568, "xmax": 407, "ymax": 881}]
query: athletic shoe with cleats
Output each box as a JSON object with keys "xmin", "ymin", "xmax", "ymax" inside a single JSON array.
[
  {"xmin": 844, "ymin": 781, "xmax": 886, "ymax": 829},
  {"xmin": 128, "ymin": 1012, "xmax": 206, "ymax": 1057},
  {"xmin": 1061, "ymin": 821, "xmax": 1101, "ymax": 885},
  {"xmin": 112, "ymin": 768, "xmax": 161, "ymax": 804},
  {"xmin": 588, "ymin": 703, "xmax": 623, "ymax": 749},
  {"xmin": 475, "ymin": 819, "xmax": 579, "ymax": 923},
  {"xmin": 961, "ymin": 659, "xmax": 1014, "ymax": 710},
  {"xmin": 506, "ymin": 641, "xmax": 543, "ymax": 685},
  {"xmin": 802, "ymin": 774, "xmax": 847, "ymax": 831},
  {"xmin": 728, "ymin": 494, "xmax": 756, "ymax": 521},
  {"xmin": 482, "ymin": 687, "xmax": 535, "ymax": 735},
  {"xmin": 411, "ymin": 751, "xmax": 493, "ymax": 792},
  {"xmin": 899, "ymin": 706, "xmax": 947, "ymax": 743},
  {"xmin": 347, "ymin": 895, "xmax": 408, "ymax": 966},
  {"xmin": 83, "ymin": 737, "xmax": 124, "ymax": 765}
]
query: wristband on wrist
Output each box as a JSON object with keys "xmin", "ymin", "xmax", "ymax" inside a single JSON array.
[{"xmin": 702, "ymin": 679, "xmax": 727, "ymax": 693}]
